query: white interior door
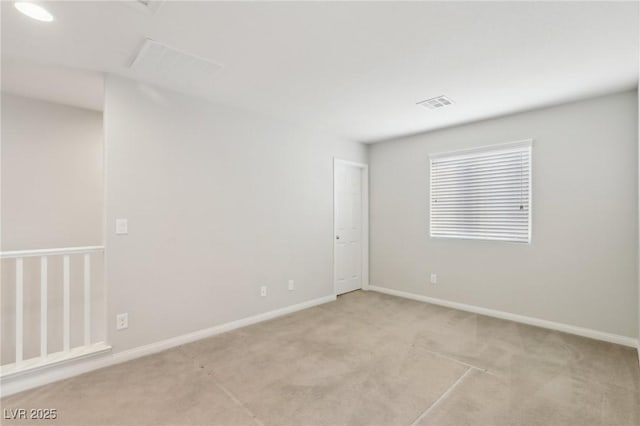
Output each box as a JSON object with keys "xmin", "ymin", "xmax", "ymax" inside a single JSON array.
[{"xmin": 334, "ymin": 162, "xmax": 363, "ymax": 295}]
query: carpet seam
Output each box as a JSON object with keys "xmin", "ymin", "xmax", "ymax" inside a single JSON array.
[
  {"xmin": 408, "ymin": 366, "xmax": 475, "ymax": 426},
  {"xmin": 181, "ymin": 345, "xmax": 266, "ymax": 426},
  {"xmin": 213, "ymin": 380, "xmax": 266, "ymax": 426},
  {"xmin": 420, "ymin": 348, "xmax": 493, "ymax": 374}
]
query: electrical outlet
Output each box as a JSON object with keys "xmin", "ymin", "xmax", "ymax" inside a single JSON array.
[
  {"xmin": 260, "ymin": 286, "xmax": 267, "ymax": 297},
  {"xmin": 116, "ymin": 313, "xmax": 128, "ymax": 330},
  {"xmin": 288, "ymin": 280, "xmax": 295, "ymax": 291},
  {"xmin": 430, "ymin": 273, "xmax": 437, "ymax": 284}
]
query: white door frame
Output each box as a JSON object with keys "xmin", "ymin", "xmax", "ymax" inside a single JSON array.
[{"xmin": 333, "ymin": 158, "xmax": 369, "ymax": 296}]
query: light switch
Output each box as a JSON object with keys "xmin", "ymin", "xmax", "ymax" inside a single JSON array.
[{"xmin": 116, "ymin": 218, "xmax": 128, "ymax": 235}]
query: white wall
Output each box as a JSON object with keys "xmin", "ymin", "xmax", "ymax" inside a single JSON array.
[
  {"xmin": 369, "ymin": 90, "xmax": 638, "ymax": 338},
  {"xmin": 1, "ymin": 93, "xmax": 103, "ymax": 250},
  {"xmin": 1, "ymin": 94, "xmax": 105, "ymax": 363},
  {"xmin": 104, "ymin": 76, "xmax": 366, "ymax": 353}
]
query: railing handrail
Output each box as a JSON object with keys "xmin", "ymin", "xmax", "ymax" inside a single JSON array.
[
  {"xmin": 2, "ymin": 244, "xmax": 106, "ymax": 377},
  {"xmin": 0, "ymin": 245, "xmax": 105, "ymax": 259}
]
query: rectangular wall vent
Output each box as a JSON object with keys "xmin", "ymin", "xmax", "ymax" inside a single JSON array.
[{"xmin": 417, "ymin": 95, "xmax": 455, "ymax": 110}]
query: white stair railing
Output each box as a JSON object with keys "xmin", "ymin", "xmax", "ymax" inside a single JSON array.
[{"xmin": 1, "ymin": 246, "xmax": 110, "ymax": 378}]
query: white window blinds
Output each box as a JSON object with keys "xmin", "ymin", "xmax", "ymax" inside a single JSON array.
[{"xmin": 430, "ymin": 141, "xmax": 532, "ymax": 243}]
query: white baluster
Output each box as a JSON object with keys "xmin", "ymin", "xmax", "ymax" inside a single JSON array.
[
  {"xmin": 40, "ymin": 256, "xmax": 48, "ymax": 358},
  {"xmin": 83, "ymin": 253, "xmax": 91, "ymax": 346},
  {"xmin": 16, "ymin": 258, "xmax": 24, "ymax": 365},
  {"xmin": 63, "ymin": 255, "xmax": 70, "ymax": 352}
]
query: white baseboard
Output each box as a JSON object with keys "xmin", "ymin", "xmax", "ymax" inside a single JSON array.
[
  {"xmin": 1, "ymin": 342, "xmax": 112, "ymax": 379},
  {"xmin": 369, "ymin": 285, "xmax": 637, "ymax": 348},
  {"xmin": 0, "ymin": 295, "xmax": 336, "ymax": 398}
]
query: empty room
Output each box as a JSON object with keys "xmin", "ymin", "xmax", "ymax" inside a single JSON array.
[{"xmin": 1, "ymin": 1, "xmax": 639, "ymax": 425}]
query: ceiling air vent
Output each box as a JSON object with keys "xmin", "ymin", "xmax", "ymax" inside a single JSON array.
[
  {"xmin": 129, "ymin": 38, "xmax": 222, "ymax": 94},
  {"xmin": 417, "ymin": 95, "xmax": 454, "ymax": 110}
]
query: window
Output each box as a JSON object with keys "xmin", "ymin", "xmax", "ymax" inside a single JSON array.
[{"xmin": 429, "ymin": 140, "xmax": 532, "ymax": 243}]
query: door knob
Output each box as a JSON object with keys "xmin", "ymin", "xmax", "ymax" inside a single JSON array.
[{"xmin": 336, "ymin": 235, "xmax": 340, "ymax": 240}]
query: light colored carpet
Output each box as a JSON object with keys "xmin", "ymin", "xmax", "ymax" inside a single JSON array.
[{"xmin": 2, "ymin": 290, "xmax": 639, "ymax": 425}]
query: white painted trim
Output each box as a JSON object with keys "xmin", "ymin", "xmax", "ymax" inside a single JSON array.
[
  {"xmin": 0, "ymin": 246, "xmax": 104, "ymax": 259},
  {"xmin": 102, "ymin": 78, "xmax": 111, "ymax": 384},
  {"xmin": 428, "ymin": 139, "xmax": 533, "ymax": 160},
  {"xmin": 637, "ymin": 83, "xmax": 640, "ymax": 370},
  {"xmin": 1, "ymin": 343, "xmax": 112, "ymax": 379},
  {"xmin": 362, "ymin": 166, "xmax": 369, "ymax": 291},
  {"xmin": 334, "ymin": 159, "xmax": 368, "ymax": 169},
  {"xmin": 333, "ymin": 158, "xmax": 369, "ymax": 295},
  {"xmin": 369, "ymin": 285, "xmax": 637, "ymax": 347},
  {"xmin": 0, "ymin": 295, "xmax": 336, "ymax": 397}
]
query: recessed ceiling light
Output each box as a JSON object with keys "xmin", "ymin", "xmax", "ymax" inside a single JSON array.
[
  {"xmin": 14, "ymin": 2, "xmax": 54, "ymax": 22},
  {"xmin": 417, "ymin": 95, "xmax": 454, "ymax": 110}
]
